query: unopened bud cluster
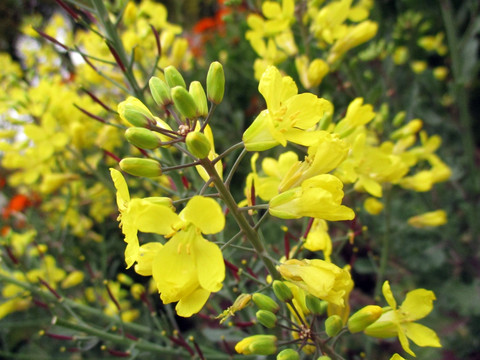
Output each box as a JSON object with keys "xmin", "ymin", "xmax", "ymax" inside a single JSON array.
[{"xmin": 116, "ymin": 62, "xmax": 225, "ymax": 177}]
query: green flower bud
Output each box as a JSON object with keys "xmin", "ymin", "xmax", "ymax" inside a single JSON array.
[
  {"xmin": 392, "ymin": 111, "xmax": 406, "ymax": 127},
  {"xmin": 317, "ymin": 356, "xmax": 332, "ymax": 360},
  {"xmin": 347, "ymin": 305, "xmax": 383, "ymax": 333},
  {"xmin": 235, "ymin": 335, "xmax": 277, "ymax": 355},
  {"xmin": 305, "ymin": 294, "xmax": 327, "ymax": 315},
  {"xmin": 277, "ymin": 349, "xmax": 300, "ymax": 360},
  {"xmin": 125, "ymin": 127, "xmax": 160, "ymax": 149},
  {"xmin": 256, "ymin": 310, "xmax": 277, "ymax": 329},
  {"xmin": 118, "ymin": 97, "xmax": 154, "ymax": 128},
  {"xmin": 206, "ymin": 61, "xmax": 225, "ymax": 104},
  {"xmin": 164, "ymin": 65, "xmax": 186, "ymax": 88},
  {"xmin": 325, "ymin": 315, "xmax": 343, "ymax": 337},
  {"xmin": 189, "ymin": 81, "xmax": 208, "ymax": 117},
  {"xmin": 185, "ymin": 131, "xmax": 211, "ymax": 159},
  {"xmin": 272, "ymin": 280, "xmax": 293, "ymax": 302},
  {"xmin": 119, "ymin": 158, "xmax": 162, "ymax": 178},
  {"xmin": 149, "ymin": 77, "xmax": 172, "ymax": 107},
  {"xmin": 252, "ymin": 293, "xmax": 280, "ymax": 313},
  {"xmin": 171, "ymin": 86, "xmax": 198, "ymax": 119}
]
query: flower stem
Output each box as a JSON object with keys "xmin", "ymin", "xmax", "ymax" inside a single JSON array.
[
  {"xmin": 440, "ymin": 0, "xmax": 480, "ymax": 239},
  {"xmin": 199, "ymin": 158, "xmax": 281, "ymax": 279},
  {"xmin": 374, "ymin": 187, "xmax": 391, "ymax": 299}
]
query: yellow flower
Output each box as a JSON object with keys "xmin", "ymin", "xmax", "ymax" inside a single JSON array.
[
  {"xmin": 235, "ymin": 334, "xmax": 277, "ymax": 355},
  {"xmin": 278, "ymin": 259, "xmax": 353, "ymax": 306},
  {"xmin": 407, "ymin": 210, "xmax": 447, "ymax": 228},
  {"xmin": 278, "ymin": 131, "xmax": 349, "ymax": 192},
  {"xmin": 243, "ymin": 66, "xmax": 333, "ymax": 151},
  {"xmin": 364, "ymin": 281, "xmax": 442, "ymax": 356},
  {"xmin": 194, "ymin": 124, "xmax": 223, "ymax": 183},
  {"xmin": 295, "ymin": 55, "xmax": 329, "ymax": 89},
  {"xmin": 364, "ymin": 197, "xmax": 384, "ymax": 215},
  {"xmin": 150, "ymin": 196, "xmax": 226, "ymax": 317},
  {"xmin": 245, "ymin": 151, "xmax": 299, "ymax": 206},
  {"xmin": 328, "ymin": 20, "xmax": 378, "ymax": 64},
  {"xmin": 334, "ymin": 98, "xmax": 376, "ymax": 138},
  {"xmin": 269, "ymin": 174, "xmax": 355, "ymax": 221},
  {"xmin": 303, "ymin": 219, "xmax": 332, "ymax": 262},
  {"xmin": 110, "ymin": 168, "xmax": 176, "ymax": 268},
  {"xmin": 411, "ymin": 60, "xmax": 427, "ymax": 74}
]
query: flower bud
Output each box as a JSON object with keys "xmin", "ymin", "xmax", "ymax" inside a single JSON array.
[
  {"xmin": 272, "ymin": 280, "xmax": 293, "ymax": 302},
  {"xmin": 171, "ymin": 86, "xmax": 198, "ymax": 119},
  {"xmin": 149, "ymin": 77, "xmax": 172, "ymax": 107},
  {"xmin": 125, "ymin": 127, "xmax": 160, "ymax": 149},
  {"xmin": 325, "ymin": 315, "xmax": 343, "ymax": 337},
  {"xmin": 186, "ymin": 131, "xmax": 211, "ymax": 159},
  {"xmin": 232, "ymin": 293, "xmax": 252, "ymax": 311},
  {"xmin": 118, "ymin": 97, "xmax": 154, "ymax": 128},
  {"xmin": 347, "ymin": 305, "xmax": 383, "ymax": 333},
  {"xmin": 206, "ymin": 61, "xmax": 225, "ymax": 104},
  {"xmin": 392, "ymin": 111, "xmax": 406, "ymax": 127},
  {"xmin": 307, "ymin": 58, "xmax": 329, "ymax": 88},
  {"xmin": 189, "ymin": 81, "xmax": 208, "ymax": 117},
  {"xmin": 317, "ymin": 356, "xmax": 332, "ymax": 360},
  {"xmin": 61, "ymin": 270, "xmax": 84, "ymax": 289},
  {"xmin": 277, "ymin": 348, "xmax": 300, "ymax": 360},
  {"xmin": 305, "ymin": 294, "xmax": 327, "ymax": 315},
  {"xmin": 390, "ymin": 119, "xmax": 423, "ymax": 139},
  {"xmin": 119, "ymin": 158, "xmax": 162, "ymax": 178},
  {"xmin": 164, "ymin": 65, "xmax": 186, "ymax": 88},
  {"xmin": 235, "ymin": 335, "xmax": 277, "ymax": 355},
  {"xmin": 256, "ymin": 310, "xmax": 278, "ymax": 329},
  {"xmin": 252, "ymin": 293, "xmax": 280, "ymax": 313}
]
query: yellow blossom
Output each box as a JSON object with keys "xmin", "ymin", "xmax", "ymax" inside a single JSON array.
[
  {"xmin": 269, "ymin": 174, "xmax": 355, "ymax": 221},
  {"xmin": 278, "ymin": 259, "xmax": 353, "ymax": 307},
  {"xmin": 303, "ymin": 219, "xmax": 333, "ymax": 261},
  {"xmin": 364, "ymin": 281, "xmax": 442, "ymax": 356},
  {"xmin": 407, "ymin": 210, "xmax": 447, "ymax": 228},
  {"xmin": 295, "ymin": 55, "xmax": 329, "ymax": 89},
  {"xmin": 243, "ymin": 66, "xmax": 333, "ymax": 150},
  {"xmin": 137, "ymin": 196, "xmax": 226, "ymax": 317},
  {"xmin": 110, "ymin": 168, "xmax": 176, "ymax": 268},
  {"xmin": 279, "ymin": 131, "xmax": 349, "ymax": 192},
  {"xmin": 328, "ymin": 20, "xmax": 378, "ymax": 64},
  {"xmin": 364, "ymin": 197, "xmax": 384, "ymax": 215}
]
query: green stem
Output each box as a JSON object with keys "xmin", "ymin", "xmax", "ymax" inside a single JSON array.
[
  {"xmin": 440, "ymin": 0, "xmax": 480, "ymax": 239},
  {"xmin": 0, "ymin": 272, "xmax": 162, "ymax": 338},
  {"xmin": 55, "ymin": 318, "xmax": 185, "ymax": 356},
  {"xmin": 374, "ymin": 187, "xmax": 391, "ymax": 299},
  {"xmin": 199, "ymin": 158, "xmax": 281, "ymax": 279}
]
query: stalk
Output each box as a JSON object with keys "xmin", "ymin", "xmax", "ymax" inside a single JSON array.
[{"xmin": 199, "ymin": 158, "xmax": 281, "ymax": 280}]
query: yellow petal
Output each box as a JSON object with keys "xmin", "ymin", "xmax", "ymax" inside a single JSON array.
[
  {"xmin": 152, "ymin": 233, "xmax": 197, "ymax": 304},
  {"xmin": 194, "ymin": 237, "xmax": 225, "ymax": 292},
  {"xmin": 175, "ymin": 287, "xmax": 211, "ymax": 317},
  {"xmin": 398, "ymin": 327, "xmax": 416, "ymax": 357},
  {"xmin": 401, "ymin": 289, "xmax": 436, "ymax": 321},
  {"xmin": 135, "ymin": 242, "xmax": 163, "ymax": 276},
  {"xmin": 110, "ymin": 168, "xmax": 130, "ymax": 207},
  {"xmin": 243, "ymin": 111, "xmax": 280, "ymax": 151},
  {"xmin": 404, "ymin": 322, "xmax": 442, "ymax": 348},
  {"xmin": 129, "ymin": 199, "xmax": 180, "ymax": 235},
  {"xmin": 259, "ymin": 66, "xmax": 297, "ymax": 113},
  {"xmin": 382, "ymin": 281, "xmax": 397, "ymax": 309},
  {"xmin": 181, "ymin": 196, "xmax": 225, "ymax": 234}
]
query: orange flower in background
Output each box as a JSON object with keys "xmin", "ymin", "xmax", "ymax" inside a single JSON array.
[{"xmin": 188, "ymin": 0, "xmax": 244, "ymax": 58}]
